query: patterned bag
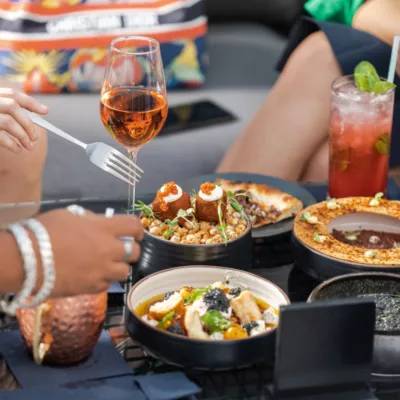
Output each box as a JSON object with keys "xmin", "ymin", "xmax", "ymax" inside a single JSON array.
[{"xmin": 0, "ymin": 0, "xmax": 208, "ymax": 93}]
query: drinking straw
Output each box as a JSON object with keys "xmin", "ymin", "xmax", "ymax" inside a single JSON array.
[{"xmin": 387, "ymin": 36, "xmax": 400, "ymax": 83}]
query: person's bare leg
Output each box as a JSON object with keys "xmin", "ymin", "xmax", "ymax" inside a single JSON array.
[
  {"xmin": 217, "ymin": 31, "xmax": 340, "ymax": 181},
  {"xmin": 301, "ymin": 139, "xmax": 329, "ymax": 182}
]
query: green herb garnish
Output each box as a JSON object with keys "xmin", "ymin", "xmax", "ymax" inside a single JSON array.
[
  {"xmin": 369, "ymin": 192, "xmax": 384, "ymax": 206},
  {"xmin": 184, "ymin": 286, "xmax": 211, "ymax": 305},
  {"xmin": 375, "ymin": 133, "xmax": 390, "ymax": 155},
  {"xmin": 132, "ymin": 200, "xmax": 155, "ymax": 218},
  {"xmin": 354, "ymin": 61, "xmax": 396, "ymax": 94},
  {"xmin": 345, "ymin": 231, "xmax": 360, "ymax": 241},
  {"xmin": 300, "ymin": 211, "xmax": 311, "ymax": 221},
  {"xmin": 201, "ymin": 310, "xmax": 231, "ymax": 333},
  {"xmin": 190, "ymin": 189, "xmax": 197, "ymax": 207},
  {"xmin": 313, "ymin": 232, "xmax": 327, "ymax": 243},
  {"xmin": 163, "ymin": 208, "xmax": 195, "ymax": 240},
  {"xmin": 158, "ymin": 310, "xmax": 175, "ymax": 330},
  {"xmin": 226, "ymin": 190, "xmax": 245, "ymax": 215},
  {"xmin": 217, "ymin": 199, "xmax": 229, "ymax": 243}
]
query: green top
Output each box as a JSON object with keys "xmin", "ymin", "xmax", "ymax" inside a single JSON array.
[{"xmin": 304, "ymin": 0, "xmax": 365, "ymax": 25}]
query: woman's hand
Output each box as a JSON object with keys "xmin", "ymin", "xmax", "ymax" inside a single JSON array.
[
  {"xmin": 0, "ymin": 87, "xmax": 48, "ymax": 154},
  {"xmin": 33, "ymin": 209, "xmax": 144, "ymax": 298}
]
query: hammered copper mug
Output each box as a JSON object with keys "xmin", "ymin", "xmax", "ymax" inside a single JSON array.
[{"xmin": 16, "ymin": 292, "xmax": 107, "ymax": 365}]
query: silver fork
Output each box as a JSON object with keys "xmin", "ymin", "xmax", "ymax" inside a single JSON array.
[{"xmin": 26, "ymin": 111, "xmax": 143, "ymax": 186}]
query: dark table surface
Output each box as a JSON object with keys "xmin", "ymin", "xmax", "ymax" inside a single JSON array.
[{"xmin": 2, "ymin": 193, "xmax": 400, "ymax": 399}]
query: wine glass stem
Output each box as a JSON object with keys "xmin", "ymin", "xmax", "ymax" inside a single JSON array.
[{"xmin": 127, "ymin": 150, "xmax": 138, "ymax": 213}]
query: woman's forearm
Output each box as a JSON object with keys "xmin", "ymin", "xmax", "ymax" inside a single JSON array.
[
  {"xmin": 353, "ymin": 0, "xmax": 400, "ymax": 47},
  {"xmin": 0, "ymin": 230, "xmax": 42, "ymax": 295},
  {"xmin": 0, "ymin": 232, "xmax": 25, "ymax": 293}
]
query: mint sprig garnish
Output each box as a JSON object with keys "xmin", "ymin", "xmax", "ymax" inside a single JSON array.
[{"xmin": 354, "ymin": 61, "xmax": 396, "ymax": 94}]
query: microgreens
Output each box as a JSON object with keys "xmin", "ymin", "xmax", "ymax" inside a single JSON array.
[
  {"xmin": 226, "ymin": 190, "xmax": 245, "ymax": 215},
  {"xmin": 345, "ymin": 231, "xmax": 360, "ymax": 241},
  {"xmin": 164, "ymin": 208, "xmax": 195, "ymax": 240},
  {"xmin": 369, "ymin": 192, "xmax": 384, "ymax": 206},
  {"xmin": 300, "ymin": 211, "xmax": 311, "ymax": 221},
  {"xmin": 190, "ymin": 190, "xmax": 197, "ymax": 207},
  {"xmin": 300, "ymin": 211, "xmax": 321, "ymax": 225},
  {"xmin": 217, "ymin": 199, "xmax": 229, "ymax": 244},
  {"xmin": 365, "ymin": 250, "xmax": 377, "ymax": 258},
  {"xmin": 313, "ymin": 232, "xmax": 327, "ymax": 244},
  {"xmin": 327, "ymin": 198, "xmax": 340, "ymax": 210},
  {"xmin": 127, "ymin": 200, "xmax": 155, "ymax": 218}
]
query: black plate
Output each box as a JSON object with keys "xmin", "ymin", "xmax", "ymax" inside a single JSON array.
[
  {"xmin": 308, "ymin": 272, "xmax": 400, "ymax": 377},
  {"xmin": 183, "ymin": 173, "xmax": 316, "ymax": 239}
]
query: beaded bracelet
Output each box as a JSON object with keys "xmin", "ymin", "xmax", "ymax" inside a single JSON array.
[
  {"xmin": 23, "ymin": 219, "xmax": 55, "ymax": 308},
  {"xmin": 1, "ymin": 223, "xmax": 37, "ymax": 315}
]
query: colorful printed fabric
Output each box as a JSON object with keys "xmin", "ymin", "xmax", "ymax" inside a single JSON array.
[{"xmin": 0, "ymin": 0, "xmax": 208, "ymax": 93}]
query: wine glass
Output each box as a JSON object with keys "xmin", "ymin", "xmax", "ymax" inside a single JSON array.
[{"xmin": 100, "ymin": 36, "xmax": 168, "ymax": 213}]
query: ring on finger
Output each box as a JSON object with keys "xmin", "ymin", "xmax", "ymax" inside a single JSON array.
[
  {"xmin": 67, "ymin": 204, "xmax": 86, "ymax": 216},
  {"xmin": 122, "ymin": 238, "xmax": 134, "ymax": 262}
]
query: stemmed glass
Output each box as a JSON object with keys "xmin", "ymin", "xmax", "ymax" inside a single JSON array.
[{"xmin": 100, "ymin": 36, "xmax": 168, "ymax": 212}]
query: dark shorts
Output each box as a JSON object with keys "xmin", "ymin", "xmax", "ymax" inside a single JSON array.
[{"xmin": 277, "ymin": 17, "xmax": 400, "ymax": 167}]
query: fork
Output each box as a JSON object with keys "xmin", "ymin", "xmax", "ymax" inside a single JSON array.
[{"xmin": 26, "ymin": 111, "xmax": 143, "ymax": 186}]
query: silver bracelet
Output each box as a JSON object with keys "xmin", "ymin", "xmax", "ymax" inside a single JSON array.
[
  {"xmin": 23, "ymin": 219, "xmax": 55, "ymax": 307},
  {"xmin": 1, "ymin": 223, "xmax": 37, "ymax": 315}
]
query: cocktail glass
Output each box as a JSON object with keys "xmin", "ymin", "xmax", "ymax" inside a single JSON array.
[{"xmin": 328, "ymin": 75, "xmax": 395, "ymax": 198}]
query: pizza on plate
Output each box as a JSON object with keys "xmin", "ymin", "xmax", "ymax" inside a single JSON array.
[{"xmin": 215, "ymin": 179, "xmax": 303, "ymax": 228}]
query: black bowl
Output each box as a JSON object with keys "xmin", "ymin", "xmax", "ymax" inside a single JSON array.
[
  {"xmin": 292, "ymin": 210, "xmax": 400, "ymax": 281},
  {"xmin": 126, "ymin": 265, "xmax": 290, "ymax": 370},
  {"xmin": 291, "ymin": 234, "xmax": 400, "ymax": 281},
  {"xmin": 138, "ymin": 219, "xmax": 253, "ymax": 277},
  {"xmin": 308, "ymin": 272, "xmax": 400, "ymax": 377}
]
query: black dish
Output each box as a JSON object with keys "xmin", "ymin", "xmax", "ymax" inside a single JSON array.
[
  {"xmin": 138, "ymin": 216, "xmax": 253, "ymax": 277},
  {"xmin": 182, "ymin": 173, "xmax": 316, "ymax": 239},
  {"xmin": 308, "ymin": 272, "xmax": 400, "ymax": 376},
  {"xmin": 125, "ymin": 266, "xmax": 290, "ymax": 370},
  {"xmin": 136, "ymin": 191, "xmax": 253, "ymax": 277},
  {"xmin": 292, "ymin": 210, "xmax": 400, "ymax": 281}
]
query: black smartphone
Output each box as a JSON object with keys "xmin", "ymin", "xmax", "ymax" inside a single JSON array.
[{"xmin": 160, "ymin": 100, "xmax": 237, "ymax": 136}]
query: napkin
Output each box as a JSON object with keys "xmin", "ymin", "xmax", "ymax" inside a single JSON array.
[
  {"xmin": 0, "ymin": 385, "xmax": 140, "ymax": 400},
  {"xmin": 0, "ymin": 330, "xmax": 132, "ymax": 389},
  {"xmin": 66, "ymin": 374, "xmax": 201, "ymax": 400},
  {"xmin": 134, "ymin": 372, "xmax": 201, "ymax": 400}
]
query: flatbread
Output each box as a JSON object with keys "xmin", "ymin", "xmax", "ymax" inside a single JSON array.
[{"xmin": 215, "ymin": 179, "xmax": 303, "ymax": 228}]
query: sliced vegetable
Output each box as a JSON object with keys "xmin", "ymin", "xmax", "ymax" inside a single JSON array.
[
  {"xmin": 201, "ymin": 310, "xmax": 232, "ymax": 333},
  {"xmin": 184, "ymin": 286, "xmax": 211, "ymax": 305},
  {"xmin": 158, "ymin": 310, "xmax": 175, "ymax": 330},
  {"xmin": 224, "ymin": 324, "xmax": 248, "ymax": 340}
]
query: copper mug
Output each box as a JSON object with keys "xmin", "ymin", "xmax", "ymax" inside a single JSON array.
[{"xmin": 16, "ymin": 292, "xmax": 107, "ymax": 365}]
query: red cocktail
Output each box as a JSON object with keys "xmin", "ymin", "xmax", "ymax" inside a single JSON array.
[{"xmin": 328, "ymin": 75, "xmax": 395, "ymax": 198}]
